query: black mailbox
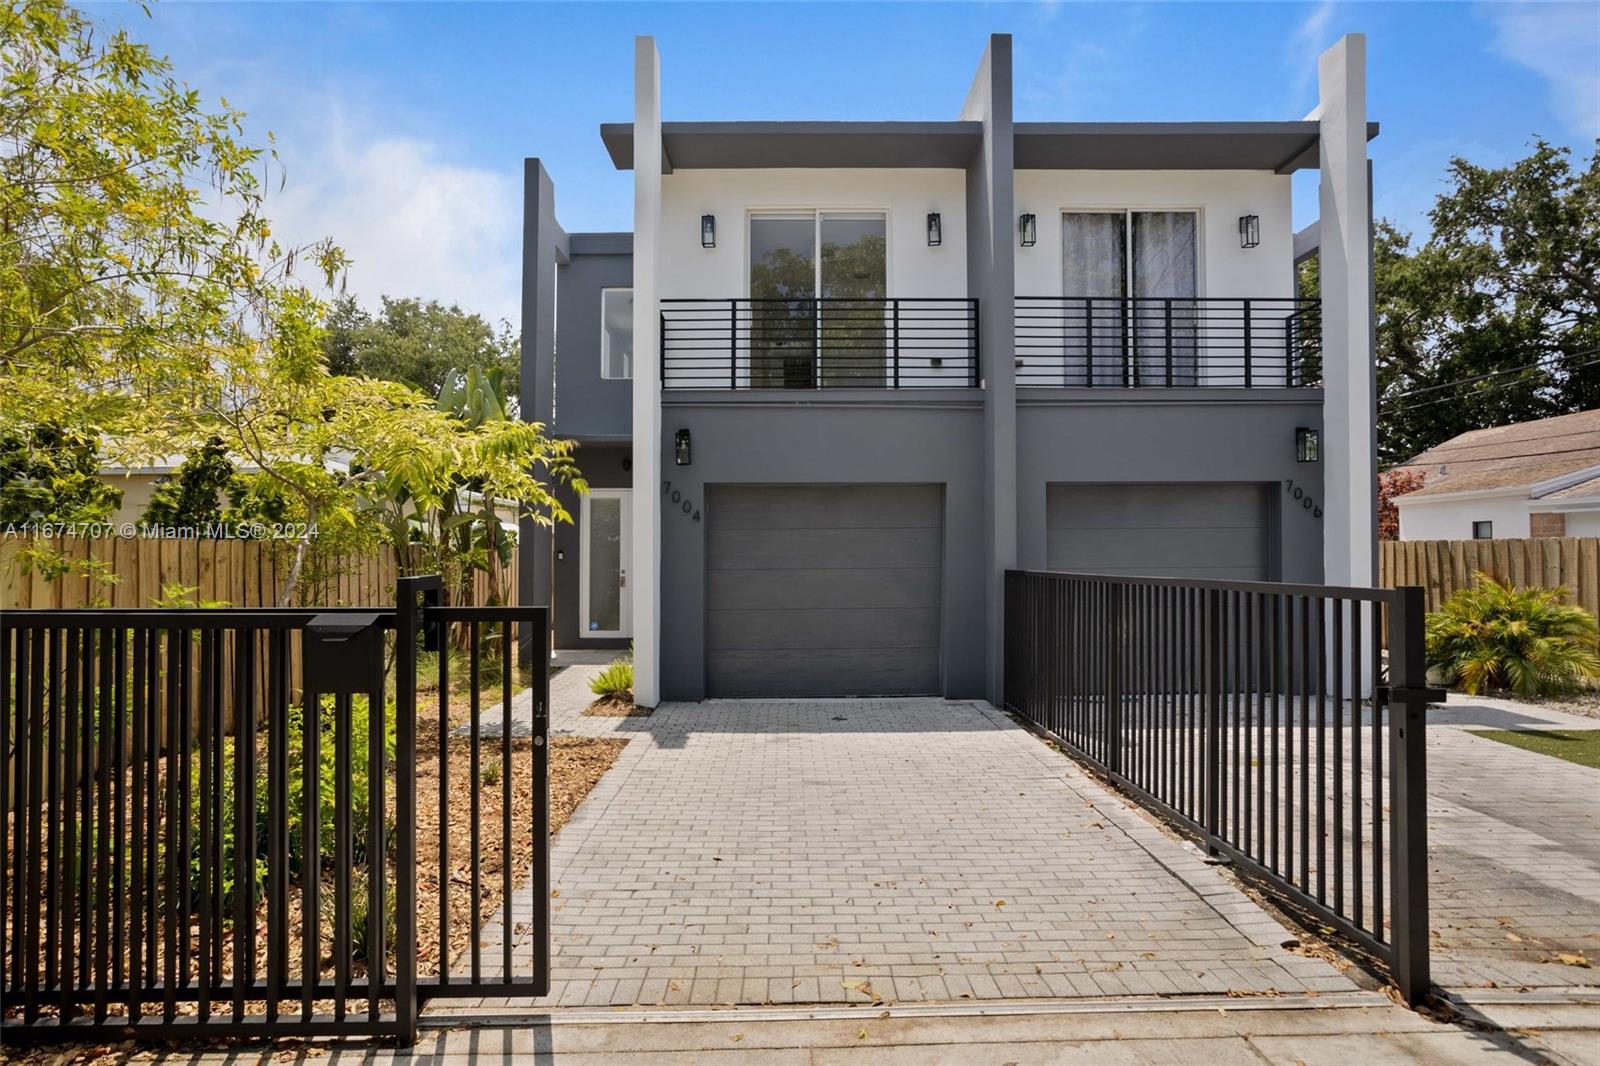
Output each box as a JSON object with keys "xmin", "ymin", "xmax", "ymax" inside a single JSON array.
[{"xmin": 304, "ymin": 611, "xmax": 385, "ymax": 696}]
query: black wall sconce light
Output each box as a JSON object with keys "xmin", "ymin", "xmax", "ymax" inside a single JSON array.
[
  {"xmin": 1019, "ymin": 213, "xmax": 1037, "ymax": 247},
  {"xmin": 1239, "ymin": 214, "xmax": 1260, "ymax": 249},
  {"xmin": 701, "ymin": 214, "xmax": 716, "ymax": 248},
  {"xmin": 675, "ymin": 428, "xmax": 692, "ymax": 466},
  {"xmin": 926, "ymin": 212, "xmax": 942, "ymax": 247},
  {"xmin": 1296, "ymin": 427, "xmax": 1320, "ymax": 463}
]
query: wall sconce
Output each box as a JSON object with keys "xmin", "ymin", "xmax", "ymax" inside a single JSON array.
[
  {"xmin": 1239, "ymin": 214, "xmax": 1260, "ymax": 249},
  {"xmin": 926, "ymin": 212, "xmax": 942, "ymax": 247},
  {"xmin": 1019, "ymin": 213, "xmax": 1037, "ymax": 247},
  {"xmin": 700, "ymin": 215, "xmax": 716, "ymax": 248},
  {"xmin": 1296, "ymin": 427, "xmax": 1319, "ymax": 463},
  {"xmin": 675, "ymin": 428, "xmax": 692, "ymax": 466}
]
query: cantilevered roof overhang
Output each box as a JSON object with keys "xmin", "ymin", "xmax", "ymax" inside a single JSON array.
[
  {"xmin": 602, "ymin": 120, "xmax": 1379, "ymax": 174},
  {"xmin": 1015, "ymin": 121, "xmax": 1380, "ymax": 173},
  {"xmin": 601, "ymin": 121, "xmax": 984, "ymax": 172}
]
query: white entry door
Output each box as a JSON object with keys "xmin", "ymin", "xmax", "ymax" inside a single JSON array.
[{"xmin": 580, "ymin": 489, "xmax": 632, "ymax": 638}]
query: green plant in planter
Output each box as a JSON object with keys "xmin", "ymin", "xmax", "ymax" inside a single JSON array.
[{"xmin": 1425, "ymin": 572, "xmax": 1600, "ymax": 696}]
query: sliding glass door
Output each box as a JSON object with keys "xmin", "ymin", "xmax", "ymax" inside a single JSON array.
[
  {"xmin": 1062, "ymin": 210, "xmax": 1198, "ymax": 386},
  {"xmin": 749, "ymin": 212, "xmax": 887, "ymax": 388}
]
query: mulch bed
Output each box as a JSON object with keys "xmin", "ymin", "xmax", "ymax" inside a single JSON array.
[{"xmin": 582, "ymin": 693, "xmax": 651, "ymax": 717}]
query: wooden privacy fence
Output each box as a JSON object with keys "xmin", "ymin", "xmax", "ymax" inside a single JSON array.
[
  {"xmin": 0, "ymin": 535, "xmax": 516, "ymax": 613},
  {"xmin": 0, "ymin": 536, "xmax": 519, "ymax": 736},
  {"xmin": 1379, "ymin": 538, "xmax": 1600, "ymax": 616}
]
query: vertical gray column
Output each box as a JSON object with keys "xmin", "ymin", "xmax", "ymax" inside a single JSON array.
[
  {"xmin": 518, "ymin": 159, "xmax": 559, "ymax": 656},
  {"xmin": 963, "ymin": 34, "xmax": 1016, "ymax": 704}
]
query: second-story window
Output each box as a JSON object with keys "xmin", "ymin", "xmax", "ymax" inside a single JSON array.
[
  {"xmin": 601, "ymin": 288, "xmax": 633, "ymax": 379},
  {"xmin": 1063, "ymin": 210, "xmax": 1197, "ymax": 386}
]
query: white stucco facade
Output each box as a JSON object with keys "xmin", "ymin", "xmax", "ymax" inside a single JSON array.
[
  {"xmin": 1398, "ymin": 490, "xmax": 1600, "ymax": 541},
  {"xmin": 1012, "ymin": 169, "xmax": 1295, "ymax": 301},
  {"xmin": 658, "ymin": 168, "xmax": 969, "ymax": 301}
]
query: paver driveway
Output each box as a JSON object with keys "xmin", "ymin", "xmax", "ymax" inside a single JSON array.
[{"xmin": 441, "ymin": 693, "xmax": 1355, "ymax": 1010}]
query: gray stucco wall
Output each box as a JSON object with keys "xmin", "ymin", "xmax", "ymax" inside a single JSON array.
[
  {"xmin": 554, "ymin": 237, "xmax": 633, "ymax": 441},
  {"xmin": 1015, "ymin": 390, "xmax": 1326, "ymax": 584},
  {"xmin": 657, "ymin": 393, "xmax": 988, "ymax": 702},
  {"xmin": 552, "ymin": 442, "xmax": 633, "ymax": 651}
]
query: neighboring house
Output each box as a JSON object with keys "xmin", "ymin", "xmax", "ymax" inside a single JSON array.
[
  {"xmin": 1395, "ymin": 409, "xmax": 1600, "ymax": 541},
  {"xmin": 521, "ymin": 33, "xmax": 1379, "ymax": 705}
]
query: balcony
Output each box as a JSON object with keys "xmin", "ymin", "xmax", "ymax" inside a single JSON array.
[
  {"xmin": 1014, "ymin": 297, "xmax": 1321, "ymax": 389},
  {"xmin": 661, "ymin": 298, "xmax": 979, "ymax": 390}
]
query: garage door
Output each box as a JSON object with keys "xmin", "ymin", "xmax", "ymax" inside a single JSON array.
[
  {"xmin": 706, "ymin": 485, "xmax": 942, "ymax": 697},
  {"xmin": 1046, "ymin": 483, "xmax": 1269, "ymax": 580}
]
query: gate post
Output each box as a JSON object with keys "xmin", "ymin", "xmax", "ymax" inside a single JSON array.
[
  {"xmin": 394, "ymin": 575, "xmax": 441, "ymax": 1043},
  {"xmin": 529, "ymin": 604, "xmax": 553, "ymax": 996},
  {"xmin": 1387, "ymin": 585, "xmax": 1436, "ymax": 1007}
]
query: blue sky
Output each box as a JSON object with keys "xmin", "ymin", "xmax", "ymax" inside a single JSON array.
[{"xmin": 87, "ymin": 1, "xmax": 1600, "ymax": 325}]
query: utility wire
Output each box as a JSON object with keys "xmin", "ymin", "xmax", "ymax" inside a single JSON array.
[
  {"xmin": 1384, "ymin": 353, "xmax": 1600, "ymax": 417},
  {"xmin": 1382, "ymin": 345, "xmax": 1600, "ymax": 405}
]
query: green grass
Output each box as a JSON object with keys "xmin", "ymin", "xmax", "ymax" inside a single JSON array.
[{"xmin": 1470, "ymin": 729, "xmax": 1600, "ymax": 770}]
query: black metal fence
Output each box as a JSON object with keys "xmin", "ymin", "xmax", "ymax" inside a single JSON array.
[
  {"xmin": 1014, "ymin": 296, "xmax": 1321, "ymax": 388},
  {"xmin": 1003, "ymin": 570, "xmax": 1435, "ymax": 1005},
  {"xmin": 661, "ymin": 297, "xmax": 979, "ymax": 389},
  {"xmin": 0, "ymin": 578, "xmax": 549, "ymax": 1042}
]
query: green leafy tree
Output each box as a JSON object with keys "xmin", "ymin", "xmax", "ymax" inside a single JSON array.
[
  {"xmin": 1370, "ymin": 141, "xmax": 1600, "ymax": 463},
  {"xmin": 1, "ymin": 0, "xmax": 577, "ymax": 605},
  {"xmin": 0, "ymin": 420, "xmax": 121, "ymax": 524},
  {"xmin": 141, "ymin": 437, "xmax": 237, "ymax": 529},
  {"xmin": 323, "ymin": 295, "xmax": 520, "ymax": 404}
]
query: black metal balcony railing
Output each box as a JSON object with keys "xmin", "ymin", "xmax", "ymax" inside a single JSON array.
[
  {"xmin": 1015, "ymin": 297, "xmax": 1322, "ymax": 388},
  {"xmin": 660, "ymin": 298, "xmax": 979, "ymax": 390}
]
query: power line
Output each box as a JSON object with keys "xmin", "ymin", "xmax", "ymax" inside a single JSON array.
[
  {"xmin": 1384, "ymin": 354, "xmax": 1600, "ymax": 417},
  {"xmin": 1381, "ymin": 345, "xmax": 1600, "ymax": 406}
]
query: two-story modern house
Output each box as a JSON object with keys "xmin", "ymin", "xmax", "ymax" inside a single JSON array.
[{"xmin": 522, "ymin": 33, "xmax": 1378, "ymax": 708}]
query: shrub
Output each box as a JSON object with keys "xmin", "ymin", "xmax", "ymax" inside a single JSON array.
[
  {"xmin": 1425, "ymin": 571, "xmax": 1600, "ymax": 696},
  {"xmin": 590, "ymin": 657, "xmax": 633, "ymax": 698}
]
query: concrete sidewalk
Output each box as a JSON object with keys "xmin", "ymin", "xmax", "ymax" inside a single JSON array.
[{"xmin": 130, "ymin": 993, "xmax": 1600, "ymax": 1064}]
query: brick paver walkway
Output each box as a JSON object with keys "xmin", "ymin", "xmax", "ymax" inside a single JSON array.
[
  {"xmin": 431, "ymin": 697, "xmax": 1353, "ymax": 1011},
  {"xmin": 1426, "ymin": 695, "xmax": 1600, "ymax": 993}
]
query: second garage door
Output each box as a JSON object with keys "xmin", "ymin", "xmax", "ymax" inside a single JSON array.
[
  {"xmin": 1046, "ymin": 483, "xmax": 1270, "ymax": 580},
  {"xmin": 705, "ymin": 485, "xmax": 942, "ymax": 697}
]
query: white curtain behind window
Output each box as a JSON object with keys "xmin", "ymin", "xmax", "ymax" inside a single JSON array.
[
  {"xmin": 1062, "ymin": 213, "xmax": 1127, "ymax": 386},
  {"xmin": 1131, "ymin": 211, "xmax": 1197, "ymax": 386}
]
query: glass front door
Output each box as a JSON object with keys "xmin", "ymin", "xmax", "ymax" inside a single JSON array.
[
  {"xmin": 581, "ymin": 490, "xmax": 631, "ymax": 638},
  {"xmin": 749, "ymin": 212, "xmax": 887, "ymax": 387}
]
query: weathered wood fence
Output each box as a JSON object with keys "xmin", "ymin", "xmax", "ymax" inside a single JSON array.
[
  {"xmin": 1379, "ymin": 537, "xmax": 1600, "ymax": 615},
  {"xmin": 0, "ymin": 535, "xmax": 515, "ymax": 612},
  {"xmin": 0, "ymin": 536, "xmax": 519, "ymax": 743}
]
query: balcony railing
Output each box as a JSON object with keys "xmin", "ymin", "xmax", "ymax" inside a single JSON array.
[
  {"xmin": 661, "ymin": 298, "xmax": 979, "ymax": 390},
  {"xmin": 1015, "ymin": 297, "xmax": 1321, "ymax": 388}
]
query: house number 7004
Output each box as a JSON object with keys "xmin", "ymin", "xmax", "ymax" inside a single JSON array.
[
  {"xmin": 1284, "ymin": 478, "xmax": 1323, "ymax": 519},
  {"xmin": 662, "ymin": 480, "xmax": 701, "ymax": 522}
]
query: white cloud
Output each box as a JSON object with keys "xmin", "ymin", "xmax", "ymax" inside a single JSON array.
[
  {"xmin": 1484, "ymin": 1, "xmax": 1600, "ymax": 139},
  {"xmin": 261, "ymin": 108, "xmax": 522, "ymax": 326},
  {"xmin": 1289, "ymin": 1, "xmax": 1337, "ymax": 101}
]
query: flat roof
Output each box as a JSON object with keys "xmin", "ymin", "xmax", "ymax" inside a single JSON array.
[
  {"xmin": 602, "ymin": 120, "xmax": 1379, "ymax": 174},
  {"xmin": 568, "ymin": 232, "xmax": 632, "ymax": 256},
  {"xmin": 1015, "ymin": 121, "xmax": 1379, "ymax": 173},
  {"xmin": 602, "ymin": 122, "xmax": 984, "ymax": 171}
]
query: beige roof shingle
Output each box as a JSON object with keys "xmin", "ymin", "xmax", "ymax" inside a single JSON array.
[{"xmin": 1398, "ymin": 409, "xmax": 1600, "ymax": 498}]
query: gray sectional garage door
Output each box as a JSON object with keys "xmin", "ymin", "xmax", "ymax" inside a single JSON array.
[
  {"xmin": 1046, "ymin": 483, "xmax": 1269, "ymax": 580},
  {"xmin": 705, "ymin": 485, "xmax": 942, "ymax": 697}
]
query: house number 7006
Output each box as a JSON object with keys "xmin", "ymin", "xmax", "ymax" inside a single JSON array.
[
  {"xmin": 1284, "ymin": 478, "xmax": 1323, "ymax": 519},
  {"xmin": 662, "ymin": 480, "xmax": 701, "ymax": 522}
]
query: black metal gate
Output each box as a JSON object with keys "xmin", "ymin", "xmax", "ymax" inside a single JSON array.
[{"xmin": 0, "ymin": 575, "xmax": 550, "ymax": 1043}]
